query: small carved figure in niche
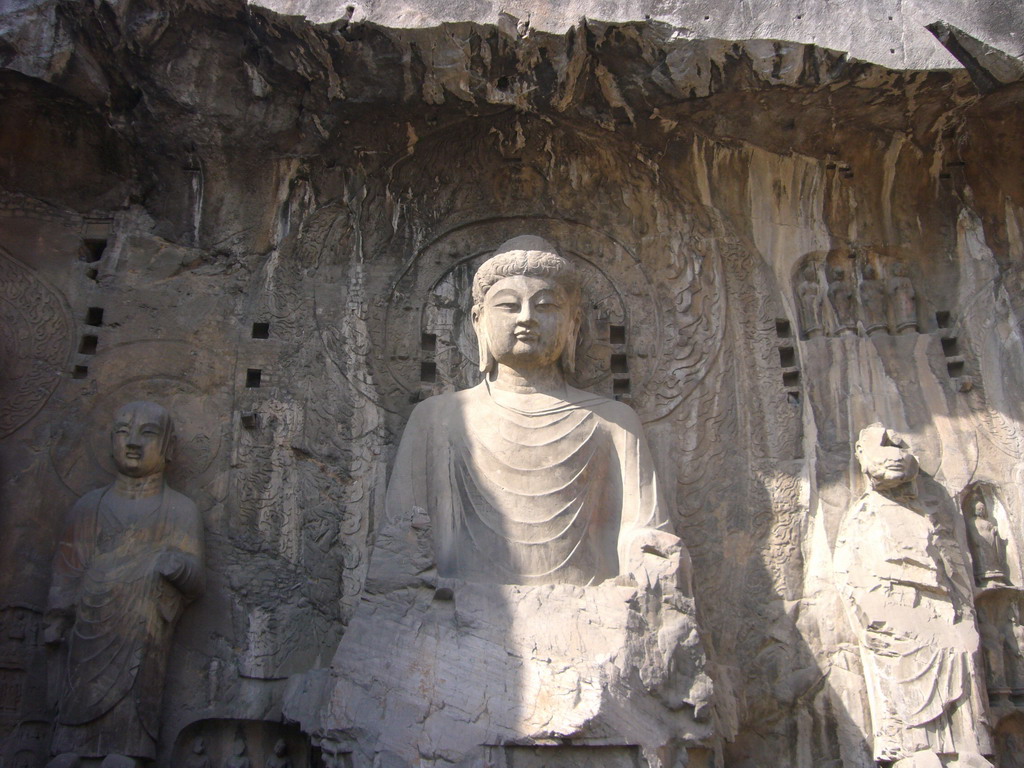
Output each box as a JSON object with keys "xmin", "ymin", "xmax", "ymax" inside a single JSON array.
[
  {"xmin": 386, "ymin": 235, "xmax": 686, "ymax": 586},
  {"xmin": 834, "ymin": 424, "xmax": 992, "ymax": 766},
  {"xmin": 1001, "ymin": 732, "xmax": 1024, "ymax": 768},
  {"xmin": 888, "ymin": 261, "xmax": 918, "ymax": 333},
  {"xmin": 964, "ymin": 494, "xmax": 1010, "ymax": 588},
  {"xmin": 858, "ymin": 263, "xmax": 889, "ymax": 335},
  {"xmin": 186, "ymin": 738, "xmax": 212, "ymax": 768},
  {"xmin": 827, "ymin": 265, "xmax": 857, "ymax": 335},
  {"xmin": 318, "ymin": 737, "xmax": 346, "ymax": 768},
  {"xmin": 226, "ymin": 740, "xmax": 251, "ymax": 768},
  {"xmin": 796, "ymin": 263, "xmax": 824, "ymax": 338},
  {"xmin": 266, "ymin": 739, "xmax": 291, "ymax": 768},
  {"xmin": 44, "ymin": 402, "xmax": 205, "ymax": 767},
  {"xmin": 1008, "ymin": 604, "xmax": 1024, "ymax": 694},
  {"xmin": 980, "ymin": 609, "xmax": 1011, "ymax": 696}
]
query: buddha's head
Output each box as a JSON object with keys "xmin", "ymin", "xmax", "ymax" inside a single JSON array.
[
  {"xmin": 855, "ymin": 423, "xmax": 919, "ymax": 490},
  {"xmin": 471, "ymin": 235, "xmax": 582, "ymax": 375},
  {"xmin": 110, "ymin": 400, "xmax": 175, "ymax": 479}
]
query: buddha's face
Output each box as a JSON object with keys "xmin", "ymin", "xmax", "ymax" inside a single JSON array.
[
  {"xmin": 474, "ymin": 275, "xmax": 576, "ymax": 370},
  {"xmin": 856, "ymin": 426, "xmax": 919, "ymax": 490},
  {"xmin": 111, "ymin": 402, "xmax": 170, "ymax": 478}
]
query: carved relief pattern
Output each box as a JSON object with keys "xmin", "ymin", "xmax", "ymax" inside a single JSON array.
[
  {"xmin": 0, "ymin": 248, "xmax": 72, "ymax": 438},
  {"xmin": 793, "ymin": 251, "xmax": 921, "ymax": 338},
  {"xmin": 228, "ymin": 228, "xmax": 381, "ymax": 677}
]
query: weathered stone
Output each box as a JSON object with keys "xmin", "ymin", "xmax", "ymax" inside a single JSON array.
[
  {"xmin": 834, "ymin": 425, "xmax": 991, "ymax": 766},
  {"xmin": 284, "ymin": 237, "xmax": 713, "ymax": 766},
  {"xmin": 44, "ymin": 402, "xmax": 204, "ymax": 765},
  {"xmin": 0, "ymin": 0, "xmax": 1023, "ymax": 766}
]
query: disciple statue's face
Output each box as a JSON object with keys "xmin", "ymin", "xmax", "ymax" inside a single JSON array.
[
  {"xmin": 475, "ymin": 274, "xmax": 576, "ymax": 371},
  {"xmin": 855, "ymin": 424, "xmax": 919, "ymax": 490},
  {"xmin": 110, "ymin": 401, "xmax": 173, "ymax": 478}
]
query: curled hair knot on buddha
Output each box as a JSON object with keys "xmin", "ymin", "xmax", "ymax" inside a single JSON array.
[{"xmin": 472, "ymin": 237, "xmax": 581, "ymax": 306}]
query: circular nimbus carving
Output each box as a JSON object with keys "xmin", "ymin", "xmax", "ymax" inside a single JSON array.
[
  {"xmin": 50, "ymin": 366, "xmax": 223, "ymax": 497},
  {"xmin": 380, "ymin": 218, "xmax": 661, "ymax": 402},
  {"xmin": 0, "ymin": 247, "xmax": 73, "ymax": 439}
]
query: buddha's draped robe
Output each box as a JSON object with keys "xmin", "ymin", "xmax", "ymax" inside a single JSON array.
[
  {"xmin": 48, "ymin": 484, "xmax": 204, "ymax": 759},
  {"xmin": 385, "ymin": 382, "xmax": 668, "ymax": 585}
]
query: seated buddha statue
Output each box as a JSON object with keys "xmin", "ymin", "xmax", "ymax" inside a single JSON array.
[
  {"xmin": 288, "ymin": 236, "xmax": 713, "ymax": 768},
  {"xmin": 382, "ymin": 234, "xmax": 686, "ymax": 589}
]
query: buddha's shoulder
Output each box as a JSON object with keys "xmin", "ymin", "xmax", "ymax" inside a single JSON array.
[
  {"xmin": 565, "ymin": 387, "xmax": 643, "ymax": 430},
  {"xmin": 406, "ymin": 385, "xmax": 484, "ymax": 420}
]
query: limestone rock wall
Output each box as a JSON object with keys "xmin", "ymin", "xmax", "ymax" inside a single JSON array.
[{"xmin": 1, "ymin": 0, "xmax": 1023, "ymax": 766}]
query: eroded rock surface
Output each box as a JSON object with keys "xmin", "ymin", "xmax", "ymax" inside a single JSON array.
[{"xmin": 1, "ymin": 0, "xmax": 1023, "ymax": 766}]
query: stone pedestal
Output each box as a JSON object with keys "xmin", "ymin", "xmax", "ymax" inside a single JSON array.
[{"xmin": 286, "ymin": 579, "xmax": 713, "ymax": 768}]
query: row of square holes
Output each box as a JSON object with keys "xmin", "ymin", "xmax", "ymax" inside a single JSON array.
[
  {"xmin": 245, "ymin": 323, "xmax": 271, "ymax": 387},
  {"xmin": 86, "ymin": 311, "xmax": 965, "ymax": 391},
  {"xmin": 776, "ymin": 320, "xmax": 801, "ymax": 403},
  {"xmin": 71, "ymin": 307, "xmax": 105, "ymax": 379},
  {"xmin": 71, "ymin": 236, "xmax": 109, "ymax": 379}
]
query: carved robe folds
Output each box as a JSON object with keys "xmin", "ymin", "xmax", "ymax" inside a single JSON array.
[
  {"xmin": 48, "ymin": 486, "xmax": 204, "ymax": 759},
  {"xmin": 389, "ymin": 383, "xmax": 667, "ymax": 585},
  {"xmin": 834, "ymin": 490, "xmax": 991, "ymax": 763},
  {"xmin": 288, "ymin": 385, "xmax": 713, "ymax": 767}
]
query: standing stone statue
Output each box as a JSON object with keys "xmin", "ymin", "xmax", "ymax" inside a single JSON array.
[
  {"xmin": 186, "ymin": 738, "xmax": 212, "ymax": 768},
  {"xmin": 858, "ymin": 262, "xmax": 889, "ymax": 335},
  {"xmin": 796, "ymin": 263, "xmax": 824, "ymax": 338},
  {"xmin": 44, "ymin": 402, "xmax": 205, "ymax": 767},
  {"xmin": 265, "ymin": 740, "xmax": 291, "ymax": 768},
  {"xmin": 827, "ymin": 265, "xmax": 857, "ymax": 335},
  {"xmin": 289, "ymin": 236, "xmax": 713, "ymax": 767},
  {"xmin": 1008, "ymin": 605, "xmax": 1024, "ymax": 694},
  {"xmin": 225, "ymin": 740, "xmax": 251, "ymax": 768},
  {"xmin": 833, "ymin": 424, "xmax": 992, "ymax": 767},
  {"xmin": 964, "ymin": 494, "xmax": 1010, "ymax": 588},
  {"xmin": 888, "ymin": 261, "xmax": 918, "ymax": 333}
]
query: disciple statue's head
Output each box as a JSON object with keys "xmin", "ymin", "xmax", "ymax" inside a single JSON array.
[
  {"xmin": 110, "ymin": 400, "xmax": 175, "ymax": 478},
  {"xmin": 855, "ymin": 423, "xmax": 920, "ymax": 490},
  {"xmin": 471, "ymin": 235, "xmax": 582, "ymax": 375},
  {"xmin": 967, "ymin": 495, "xmax": 990, "ymax": 520}
]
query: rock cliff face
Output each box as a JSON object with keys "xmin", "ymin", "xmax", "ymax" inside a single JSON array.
[{"xmin": 1, "ymin": 0, "xmax": 1023, "ymax": 766}]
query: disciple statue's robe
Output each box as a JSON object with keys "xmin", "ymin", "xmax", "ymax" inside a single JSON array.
[
  {"xmin": 833, "ymin": 488, "xmax": 991, "ymax": 762},
  {"xmin": 48, "ymin": 484, "xmax": 204, "ymax": 759}
]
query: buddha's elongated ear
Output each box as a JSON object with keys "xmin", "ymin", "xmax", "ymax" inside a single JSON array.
[
  {"xmin": 472, "ymin": 305, "xmax": 495, "ymax": 374},
  {"xmin": 561, "ymin": 311, "xmax": 582, "ymax": 375}
]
